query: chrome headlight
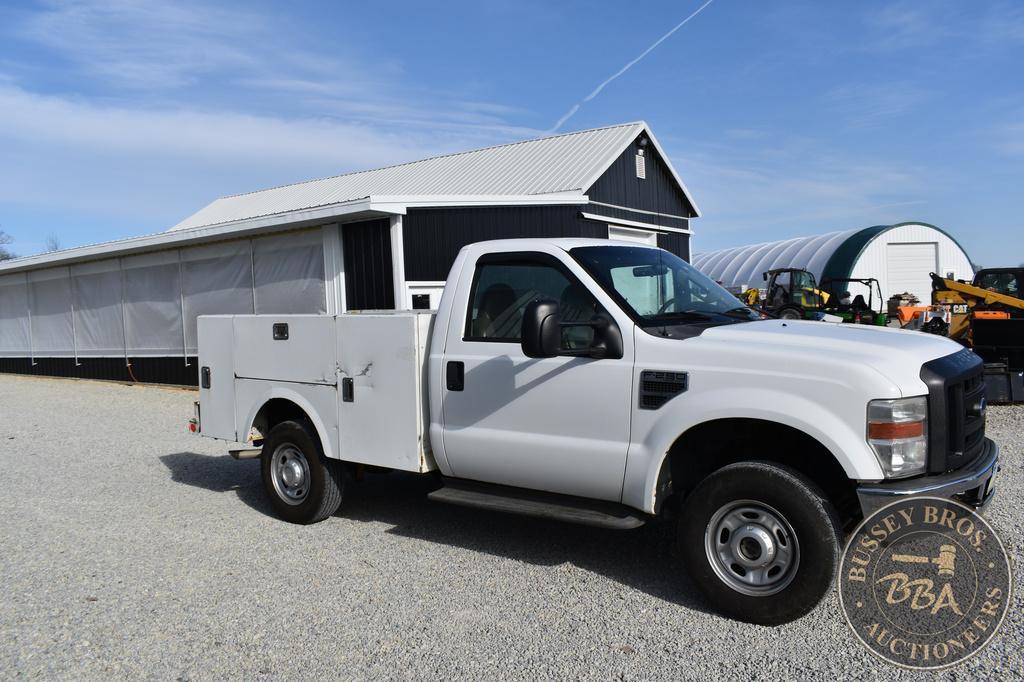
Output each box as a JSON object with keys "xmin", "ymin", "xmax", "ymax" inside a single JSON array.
[{"xmin": 867, "ymin": 396, "xmax": 928, "ymax": 478}]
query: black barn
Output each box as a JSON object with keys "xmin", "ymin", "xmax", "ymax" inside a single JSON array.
[{"xmin": 0, "ymin": 122, "xmax": 699, "ymax": 385}]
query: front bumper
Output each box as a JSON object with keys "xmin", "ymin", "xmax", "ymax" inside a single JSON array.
[{"xmin": 856, "ymin": 438, "xmax": 999, "ymax": 518}]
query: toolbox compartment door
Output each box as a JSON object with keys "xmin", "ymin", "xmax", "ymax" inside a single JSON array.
[
  {"xmin": 197, "ymin": 315, "xmax": 238, "ymax": 441},
  {"xmin": 337, "ymin": 312, "xmax": 435, "ymax": 472},
  {"xmin": 232, "ymin": 315, "xmax": 337, "ymax": 385}
]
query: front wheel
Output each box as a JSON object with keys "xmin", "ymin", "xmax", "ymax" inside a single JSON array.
[
  {"xmin": 260, "ymin": 420, "xmax": 346, "ymax": 524},
  {"xmin": 776, "ymin": 306, "xmax": 803, "ymax": 320},
  {"xmin": 678, "ymin": 462, "xmax": 841, "ymax": 625}
]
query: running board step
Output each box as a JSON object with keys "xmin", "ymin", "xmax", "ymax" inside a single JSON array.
[{"xmin": 428, "ymin": 478, "xmax": 647, "ymax": 530}]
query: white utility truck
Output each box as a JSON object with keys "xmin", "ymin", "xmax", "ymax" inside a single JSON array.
[{"xmin": 193, "ymin": 238, "xmax": 999, "ymax": 624}]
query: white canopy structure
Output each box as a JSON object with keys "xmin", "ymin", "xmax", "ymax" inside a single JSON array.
[{"xmin": 693, "ymin": 222, "xmax": 974, "ymax": 303}]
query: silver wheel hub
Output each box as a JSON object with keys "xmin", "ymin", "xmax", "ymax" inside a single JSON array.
[
  {"xmin": 731, "ymin": 525, "xmax": 776, "ymax": 568},
  {"xmin": 281, "ymin": 460, "xmax": 304, "ymax": 487},
  {"xmin": 270, "ymin": 444, "xmax": 310, "ymax": 505},
  {"xmin": 705, "ymin": 501, "xmax": 800, "ymax": 596}
]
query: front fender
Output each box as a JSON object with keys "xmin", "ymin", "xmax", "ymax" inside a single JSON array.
[{"xmin": 621, "ymin": 387, "xmax": 884, "ymax": 514}]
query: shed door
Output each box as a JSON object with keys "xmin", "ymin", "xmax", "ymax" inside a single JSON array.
[{"xmin": 886, "ymin": 242, "xmax": 938, "ymax": 303}]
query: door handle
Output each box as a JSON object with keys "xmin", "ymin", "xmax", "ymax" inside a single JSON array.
[{"xmin": 446, "ymin": 361, "xmax": 465, "ymax": 391}]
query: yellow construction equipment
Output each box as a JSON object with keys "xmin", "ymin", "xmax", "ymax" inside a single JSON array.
[
  {"xmin": 930, "ymin": 272, "xmax": 1024, "ymax": 340},
  {"xmin": 923, "ymin": 269, "xmax": 1024, "ymax": 403}
]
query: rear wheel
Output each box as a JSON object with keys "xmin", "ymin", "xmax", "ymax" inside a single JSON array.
[
  {"xmin": 260, "ymin": 420, "xmax": 345, "ymax": 524},
  {"xmin": 678, "ymin": 461, "xmax": 841, "ymax": 625},
  {"xmin": 776, "ymin": 306, "xmax": 803, "ymax": 320}
]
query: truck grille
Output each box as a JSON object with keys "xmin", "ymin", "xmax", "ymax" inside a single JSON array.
[
  {"xmin": 946, "ymin": 372, "xmax": 986, "ymax": 470},
  {"xmin": 920, "ymin": 349, "xmax": 987, "ymax": 474}
]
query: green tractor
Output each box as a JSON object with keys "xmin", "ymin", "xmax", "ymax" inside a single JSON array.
[{"xmin": 820, "ymin": 277, "xmax": 888, "ymax": 326}]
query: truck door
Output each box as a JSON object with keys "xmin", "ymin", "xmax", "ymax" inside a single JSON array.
[{"xmin": 439, "ymin": 251, "xmax": 633, "ymax": 501}]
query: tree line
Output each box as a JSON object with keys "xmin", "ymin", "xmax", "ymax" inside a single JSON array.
[
  {"xmin": 0, "ymin": 231, "xmax": 63, "ymax": 261},
  {"xmin": 0, "ymin": 230, "xmax": 14, "ymax": 261}
]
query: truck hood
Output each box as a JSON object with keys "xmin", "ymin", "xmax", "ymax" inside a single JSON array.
[{"xmin": 699, "ymin": 319, "xmax": 965, "ymax": 395}]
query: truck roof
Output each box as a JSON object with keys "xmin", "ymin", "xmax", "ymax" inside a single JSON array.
[{"xmin": 466, "ymin": 237, "xmax": 661, "ymax": 252}]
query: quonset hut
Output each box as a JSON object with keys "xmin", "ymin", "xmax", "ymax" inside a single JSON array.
[
  {"xmin": 0, "ymin": 122, "xmax": 698, "ymax": 385},
  {"xmin": 693, "ymin": 222, "xmax": 974, "ymax": 305}
]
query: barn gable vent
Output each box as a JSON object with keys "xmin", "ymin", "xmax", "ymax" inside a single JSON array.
[{"xmin": 635, "ymin": 150, "xmax": 646, "ymax": 179}]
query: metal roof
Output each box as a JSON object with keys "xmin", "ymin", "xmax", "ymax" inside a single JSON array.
[
  {"xmin": 170, "ymin": 121, "xmax": 699, "ymax": 231},
  {"xmin": 693, "ymin": 229, "xmax": 857, "ymax": 290},
  {"xmin": 0, "ymin": 121, "xmax": 699, "ymax": 276},
  {"xmin": 0, "ymin": 200, "xmax": 389, "ymax": 276},
  {"xmin": 691, "ymin": 222, "xmax": 973, "ymax": 291}
]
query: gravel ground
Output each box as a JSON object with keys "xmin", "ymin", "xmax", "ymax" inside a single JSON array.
[{"xmin": 0, "ymin": 374, "xmax": 1021, "ymax": 680}]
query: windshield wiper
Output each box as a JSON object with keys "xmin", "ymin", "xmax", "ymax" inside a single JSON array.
[
  {"xmin": 721, "ymin": 306, "xmax": 758, "ymax": 319},
  {"xmin": 644, "ymin": 310, "xmax": 713, "ymax": 324}
]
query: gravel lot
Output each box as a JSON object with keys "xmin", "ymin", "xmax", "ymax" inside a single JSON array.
[{"xmin": 1, "ymin": 374, "xmax": 1021, "ymax": 680}]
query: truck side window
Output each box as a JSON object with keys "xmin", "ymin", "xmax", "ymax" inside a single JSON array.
[{"xmin": 465, "ymin": 258, "xmax": 597, "ymax": 345}]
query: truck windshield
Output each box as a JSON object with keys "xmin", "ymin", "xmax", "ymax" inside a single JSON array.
[{"xmin": 569, "ymin": 245, "xmax": 760, "ymax": 327}]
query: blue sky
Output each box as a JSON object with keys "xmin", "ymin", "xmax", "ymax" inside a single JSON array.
[{"xmin": 0, "ymin": 0, "xmax": 1021, "ymax": 266}]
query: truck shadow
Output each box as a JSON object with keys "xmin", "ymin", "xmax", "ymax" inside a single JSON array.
[
  {"xmin": 160, "ymin": 451, "xmax": 715, "ymax": 616},
  {"xmin": 160, "ymin": 451, "xmax": 273, "ymax": 515}
]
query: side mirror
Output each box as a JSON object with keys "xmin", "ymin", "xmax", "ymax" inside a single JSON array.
[
  {"xmin": 521, "ymin": 300, "xmax": 561, "ymax": 358},
  {"xmin": 522, "ymin": 300, "xmax": 625, "ymax": 360},
  {"xmin": 588, "ymin": 310, "xmax": 624, "ymax": 360},
  {"xmin": 762, "ymin": 272, "xmax": 768, "ymax": 282}
]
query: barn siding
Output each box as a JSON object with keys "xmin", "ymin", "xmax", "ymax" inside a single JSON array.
[
  {"xmin": 403, "ymin": 204, "xmax": 692, "ymax": 282},
  {"xmin": 342, "ymin": 219, "xmax": 395, "ymax": 309},
  {"xmin": 586, "ymin": 139, "xmax": 696, "ymax": 220},
  {"xmin": 657, "ymin": 232, "xmax": 691, "ymax": 261},
  {"xmin": 402, "ymin": 206, "xmax": 607, "ymax": 281},
  {"xmin": 0, "ymin": 356, "xmax": 199, "ymax": 386}
]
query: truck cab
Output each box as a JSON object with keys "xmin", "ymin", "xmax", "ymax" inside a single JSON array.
[{"xmin": 193, "ymin": 238, "xmax": 999, "ymax": 625}]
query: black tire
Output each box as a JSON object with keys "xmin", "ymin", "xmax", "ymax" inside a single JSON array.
[
  {"xmin": 777, "ymin": 306, "xmax": 803, "ymax": 320},
  {"xmin": 260, "ymin": 420, "xmax": 345, "ymax": 524},
  {"xmin": 678, "ymin": 462, "xmax": 841, "ymax": 625}
]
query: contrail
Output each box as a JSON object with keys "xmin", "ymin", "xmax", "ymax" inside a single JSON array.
[{"xmin": 548, "ymin": 0, "xmax": 716, "ymax": 133}]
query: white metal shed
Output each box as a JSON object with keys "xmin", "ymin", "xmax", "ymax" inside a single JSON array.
[{"xmin": 692, "ymin": 222, "xmax": 974, "ymax": 304}]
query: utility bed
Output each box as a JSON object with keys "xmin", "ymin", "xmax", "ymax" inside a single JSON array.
[{"xmin": 197, "ymin": 312, "xmax": 437, "ymax": 473}]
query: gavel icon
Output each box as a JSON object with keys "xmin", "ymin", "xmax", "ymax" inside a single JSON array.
[{"xmin": 891, "ymin": 544, "xmax": 957, "ymax": 578}]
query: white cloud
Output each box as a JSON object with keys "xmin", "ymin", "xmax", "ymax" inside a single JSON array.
[
  {"xmin": 5, "ymin": 0, "xmax": 531, "ymax": 137},
  {"xmin": 862, "ymin": 1, "xmax": 1024, "ymax": 53},
  {"xmin": 0, "ymin": 84, "xmax": 439, "ymax": 165},
  {"xmin": 19, "ymin": 0, "xmax": 269, "ymax": 88},
  {"xmin": 864, "ymin": 3, "xmax": 952, "ymax": 49},
  {"xmin": 0, "ymin": 1, "xmax": 543, "ymax": 237},
  {"xmin": 825, "ymin": 82, "xmax": 931, "ymax": 129},
  {"xmin": 0, "ymin": 82, "xmax": 525, "ymax": 235}
]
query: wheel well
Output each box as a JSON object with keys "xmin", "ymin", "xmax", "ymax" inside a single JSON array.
[
  {"xmin": 251, "ymin": 399, "xmax": 312, "ymax": 444},
  {"xmin": 664, "ymin": 418, "xmax": 861, "ymax": 528}
]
